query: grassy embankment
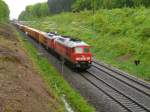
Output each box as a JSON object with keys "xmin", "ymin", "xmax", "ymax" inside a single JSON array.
[
  {"xmin": 13, "ymin": 26, "xmax": 95, "ymax": 112},
  {"xmin": 24, "ymin": 8, "xmax": 150, "ymax": 81}
]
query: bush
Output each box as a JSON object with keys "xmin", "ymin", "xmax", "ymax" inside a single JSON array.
[{"xmin": 141, "ymin": 27, "xmax": 150, "ymax": 40}]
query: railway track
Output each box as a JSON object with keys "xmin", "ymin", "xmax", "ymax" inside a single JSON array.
[
  {"xmin": 93, "ymin": 60, "xmax": 150, "ymax": 94},
  {"xmin": 79, "ymin": 60, "xmax": 150, "ymax": 112}
]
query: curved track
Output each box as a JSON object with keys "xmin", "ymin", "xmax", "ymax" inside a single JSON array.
[{"xmin": 79, "ymin": 60, "xmax": 150, "ymax": 112}]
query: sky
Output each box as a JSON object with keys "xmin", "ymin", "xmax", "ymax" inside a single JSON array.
[{"xmin": 4, "ymin": 0, "xmax": 47, "ymax": 19}]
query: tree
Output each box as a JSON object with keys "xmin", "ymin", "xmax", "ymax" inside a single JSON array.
[
  {"xmin": 47, "ymin": 0, "xmax": 75, "ymax": 14},
  {"xmin": 0, "ymin": 0, "xmax": 9, "ymax": 21},
  {"xmin": 72, "ymin": 0, "xmax": 150, "ymax": 11},
  {"xmin": 19, "ymin": 2, "xmax": 49, "ymax": 20}
]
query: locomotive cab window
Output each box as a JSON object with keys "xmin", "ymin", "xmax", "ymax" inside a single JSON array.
[
  {"xmin": 75, "ymin": 47, "xmax": 83, "ymax": 53},
  {"xmin": 84, "ymin": 48, "xmax": 89, "ymax": 53}
]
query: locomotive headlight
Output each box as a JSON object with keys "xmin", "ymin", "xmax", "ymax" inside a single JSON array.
[
  {"xmin": 76, "ymin": 57, "xmax": 84, "ymax": 61},
  {"xmin": 86, "ymin": 57, "xmax": 90, "ymax": 60},
  {"xmin": 76, "ymin": 57, "xmax": 91, "ymax": 61},
  {"xmin": 76, "ymin": 57, "xmax": 81, "ymax": 60}
]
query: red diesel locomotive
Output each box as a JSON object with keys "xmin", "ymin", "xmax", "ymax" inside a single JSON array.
[{"xmin": 15, "ymin": 23, "xmax": 92, "ymax": 70}]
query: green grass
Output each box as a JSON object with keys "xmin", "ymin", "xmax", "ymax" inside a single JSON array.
[
  {"xmin": 14, "ymin": 26, "xmax": 95, "ymax": 112},
  {"xmin": 23, "ymin": 8, "xmax": 150, "ymax": 81}
]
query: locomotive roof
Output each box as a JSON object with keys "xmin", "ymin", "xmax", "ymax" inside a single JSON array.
[
  {"xmin": 56, "ymin": 36, "xmax": 89, "ymax": 48},
  {"xmin": 46, "ymin": 33, "xmax": 61, "ymax": 39}
]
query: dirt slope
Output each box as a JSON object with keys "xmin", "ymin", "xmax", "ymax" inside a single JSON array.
[{"xmin": 0, "ymin": 24, "xmax": 63, "ymax": 112}]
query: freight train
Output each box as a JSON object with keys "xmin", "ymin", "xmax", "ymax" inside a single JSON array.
[{"xmin": 14, "ymin": 23, "xmax": 92, "ymax": 70}]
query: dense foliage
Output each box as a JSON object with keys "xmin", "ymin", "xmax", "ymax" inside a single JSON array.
[
  {"xmin": 19, "ymin": 2, "xmax": 49, "ymax": 20},
  {"xmin": 47, "ymin": 0, "xmax": 150, "ymax": 13},
  {"xmin": 47, "ymin": 0, "xmax": 75, "ymax": 14},
  {"xmin": 73, "ymin": 0, "xmax": 150, "ymax": 11},
  {"xmin": 24, "ymin": 8, "xmax": 150, "ymax": 81},
  {"xmin": 19, "ymin": 0, "xmax": 150, "ymax": 19},
  {"xmin": 0, "ymin": 0, "xmax": 9, "ymax": 21}
]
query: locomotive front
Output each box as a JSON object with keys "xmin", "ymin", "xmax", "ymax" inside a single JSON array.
[{"xmin": 73, "ymin": 44, "xmax": 92, "ymax": 69}]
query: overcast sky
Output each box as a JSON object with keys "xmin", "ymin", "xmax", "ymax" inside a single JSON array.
[{"xmin": 4, "ymin": 0, "xmax": 47, "ymax": 19}]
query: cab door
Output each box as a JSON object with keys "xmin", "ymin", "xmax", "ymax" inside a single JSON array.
[{"xmin": 66, "ymin": 47, "xmax": 74, "ymax": 62}]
